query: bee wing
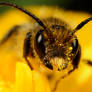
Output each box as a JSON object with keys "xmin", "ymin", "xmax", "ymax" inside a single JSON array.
[{"xmin": 0, "ymin": 24, "xmax": 31, "ymax": 61}]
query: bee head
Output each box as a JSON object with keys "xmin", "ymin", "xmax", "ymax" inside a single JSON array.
[
  {"xmin": 34, "ymin": 17, "xmax": 92, "ymax": 71},
  {"xmin": 34, "ymin": 18, "xmax": 79, "ymax": 71}
]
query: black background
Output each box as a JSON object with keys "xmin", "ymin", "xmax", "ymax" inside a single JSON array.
[{"xmin": 0, "ymin": 0, "xmax": 92, "ymax": 13}]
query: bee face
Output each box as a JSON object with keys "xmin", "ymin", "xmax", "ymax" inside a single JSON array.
[{"xmin": 34, "ymin": 18, "xmax": 79, "ymax": 71}]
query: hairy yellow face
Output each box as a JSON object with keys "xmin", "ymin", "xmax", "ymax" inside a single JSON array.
[{"xmin": 0, "ymin": 6, "xmax": 92, "ymax": 92}]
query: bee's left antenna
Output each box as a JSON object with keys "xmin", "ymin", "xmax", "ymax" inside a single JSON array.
[
  {"xmin": 0, "ymin": 2, "xmax": 47, "ymax": 29},
  {"xmin": 69, "ymin": 17, "xmax": 92, "ymax": 36}
]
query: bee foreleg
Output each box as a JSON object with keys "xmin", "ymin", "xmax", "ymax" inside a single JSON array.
[
  {"xmin": 23, "ymin": 32, "xmax": 34, "ymax": 70},
  {"xmin": 53, "ymin": 65, "xmax": 76, "ymax": 92}
]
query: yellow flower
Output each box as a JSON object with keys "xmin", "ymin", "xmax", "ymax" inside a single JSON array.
[
  {"xmin": 0, "ymin": 6, "xmax": 92, "ymax": 92},
  {"xmin": 0, "ymin": 54, "xmax": 51, "ymax": 92},
  {"xmin": 0, "ymin": 63, "xmax": 51, "ymax": 92}
]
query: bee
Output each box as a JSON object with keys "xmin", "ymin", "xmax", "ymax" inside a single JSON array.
[{"xmin": 0, "ymin": 2, "xmax": 92, "ymax": 92}]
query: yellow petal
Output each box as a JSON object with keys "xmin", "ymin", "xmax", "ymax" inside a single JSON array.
[
  {"xmin": 32, "ymin": 70, "xmax": 51, "ymax": 92},
  {"xmin": 0, "ymin": 81, "xmax": 13, "ymax": 92},
  {"xmin": 13, "ymin": 62, "xmax": 33, "ymax": 92}
]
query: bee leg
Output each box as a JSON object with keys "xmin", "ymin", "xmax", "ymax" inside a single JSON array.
[
  {"xmin": 53, "ymin": 47, "xmax": 81, "ymax": 92},
  {"xmin": 23, "ymin": 32, "xmax": 34, "ymax": 70},
  {"xmin": 0, "ymin": 25, "xmax": 19, "ymax": 45},
  {"xmin": 86, "ymin": 60, "xmax": 92, "ymax": 66},
  {"xmin": 52, "ymin": 66, "xmax": 76, "ymax": 92},
  {"xmin": 83, "ymin": 60, "xmax": 92, "ymax": 66}
]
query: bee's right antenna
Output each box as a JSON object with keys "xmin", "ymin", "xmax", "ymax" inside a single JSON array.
[
  {"xmin": 0, "ymin": 2, "xmax": 47, "ymax": 30},
  {"xmin": 69, "ymin": 17, "xmax": 92, "ymax": 36}
]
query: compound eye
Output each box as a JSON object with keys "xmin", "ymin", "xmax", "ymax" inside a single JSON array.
[
  {"xmin": 36, "ymin": 32, "xmax": 43, "ymax": 45},
  {"xmin": 35, "ymin": 31, "xmax": 45, "ymax": 58},
  {"xmin": 72, "ymin": 39, "xmax": 78, "ymax": 53}
]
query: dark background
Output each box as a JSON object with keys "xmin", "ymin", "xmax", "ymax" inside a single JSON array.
[{"xmin": 0, "ymin": 0, "xmax": 92, "ymax": 13}]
